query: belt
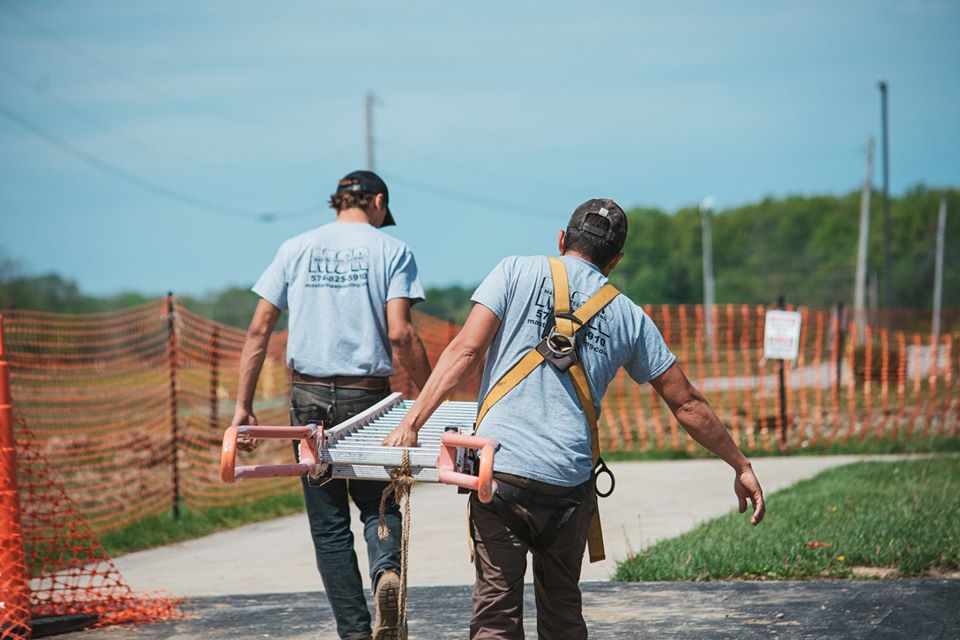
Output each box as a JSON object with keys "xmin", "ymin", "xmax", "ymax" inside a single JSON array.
[{"xmin": 291, "ymin": 371, "xmax": 390, "ymax": 390}]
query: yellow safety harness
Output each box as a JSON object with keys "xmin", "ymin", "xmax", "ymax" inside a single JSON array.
[{"xmin": 475, "ymin": 256, "xmax": 620, "ymax": 562}]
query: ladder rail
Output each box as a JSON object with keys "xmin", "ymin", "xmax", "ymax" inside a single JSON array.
[{"xmin": 219, "ymin": 398, "xmax": 497, "ymax": 502}]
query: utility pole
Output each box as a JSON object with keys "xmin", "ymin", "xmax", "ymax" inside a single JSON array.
[
  {"xmin": 932, "ymin": 197, "xmax": 947, "ymax": 341},
  {"xmin": 700, "ymin": 197, "xmax": 716, "ymax": 356},
  {"xmin": 365, "ymin": 92, "xmax": 376, "ymax": 172},
  {"xmin": 878, "ymin": 80, "xmax": 891, "ymax": 318},
  {"xmin": 853, "ymin": 137, "xmax": 874, "ymax": 345}
]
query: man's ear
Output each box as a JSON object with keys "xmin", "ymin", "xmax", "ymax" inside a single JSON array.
[
  {"xmin": 604, "ymin": 252, "xmax": 624, "ymax": 275},
  {"xmin": 369, "ymin": 193, "xmax": 387, "ymax": 226},
  {"xmin": 558, "ymin": 230, "xmax": 566, "ymax": 254}
]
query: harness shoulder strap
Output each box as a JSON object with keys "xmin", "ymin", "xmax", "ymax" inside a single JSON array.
[
  {"xmin": 568, "ymin": 359, "xmax": 606, "ymax": 562},
  {"xmin": 475, "ymin": 348, "xmax": 544, "ymax": 428},
  {"xmin": 475, "ymin": 257, "xmax": 619, "ymax": 429}
]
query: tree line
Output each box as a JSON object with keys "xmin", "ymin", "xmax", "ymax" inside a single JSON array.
[
  {"xmin": 2, "ymin": 186, "xmax": 957, "ymax": 329},
  {"xmin": 423, "ymin": 185, "xmax": 959, "ymax": 324}
]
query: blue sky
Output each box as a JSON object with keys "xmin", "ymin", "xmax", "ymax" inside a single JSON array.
[{"xmin": 1, "ymin": 1, "xmax": 958, "ymax": 297}]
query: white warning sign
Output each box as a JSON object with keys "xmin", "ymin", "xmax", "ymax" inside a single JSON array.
[{"xmin": 763, "ymin": 310, "xmax": 802, "ymax": 361}]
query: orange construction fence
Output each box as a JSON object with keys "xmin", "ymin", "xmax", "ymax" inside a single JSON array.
[
  {"xmin": 0, "ymin": 299, "xmax": 957, "ymax": 637},
  {"xmin": 596, "ymin": 304, "xmax": 959, "ymax": 454},
  {"xmin": 1, "ymin": 311, "xmax": 182, "ymax": 639}
]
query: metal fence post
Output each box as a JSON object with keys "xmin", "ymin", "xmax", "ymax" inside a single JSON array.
[
  {"xmin": 209, "ymin": 326, "xmax": 220, "ymax": 433},
  {"xmin": 166, "ymin": 294, "xmax": 181, "ymax": 520},
  {"xmin": 0, "ymin": 314, "xmax": 31, "ymax": 636}
]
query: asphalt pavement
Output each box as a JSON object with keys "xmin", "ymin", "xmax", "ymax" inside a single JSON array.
[
  {"xmin": 58, "ymin": 580, "xmax": 960, "ymax": 639},
  {"xmin": 64, "ymin": 454, "xmax": 958, "ymax": 639}
]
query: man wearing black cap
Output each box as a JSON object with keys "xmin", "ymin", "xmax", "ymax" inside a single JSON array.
[
  {"xmin": 232, "ymin": 170, "xmax": 431, "ymax": 640},
  {"xmin": 383, "ymin": 198, "xmax": 764, "ymax": 639}
]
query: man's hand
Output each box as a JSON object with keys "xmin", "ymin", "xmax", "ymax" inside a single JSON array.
[
  {"xmin": 735, "ymin": 466, "xmax": 765, "ymax": 525},
  {"xmin": 381, "ymin": 422, "xmax": 418, "ymax": 448},
  {"xmin": 231, "ymin": 408, "xmax": 260, "ymax": 453}
]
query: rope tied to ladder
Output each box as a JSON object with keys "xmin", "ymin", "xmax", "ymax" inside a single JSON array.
[{"xmin": 378, "ymin": 448, "xmax": 414, "ymax": 638}]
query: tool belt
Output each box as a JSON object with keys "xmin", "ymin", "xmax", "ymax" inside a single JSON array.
[
  {"xmin": 291, "ymin": 371, "xmax": 390, "ymax": 391},
  {"xmin": 473, "ymin": 256, "xmax": 621, "ymax": 563}
]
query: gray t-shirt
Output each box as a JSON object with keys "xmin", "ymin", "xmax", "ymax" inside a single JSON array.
[
  {"xmin": 472, "ymin": 255, "xmax": 675, "ymax": 487},
  {"xmin": 253, "ymin": 221, "xmax": 424, "ymax": 378}
]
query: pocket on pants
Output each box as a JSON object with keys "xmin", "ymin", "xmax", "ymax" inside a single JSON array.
[{"xmin": 291, "ymin": 398, "xmax": 328, "ymax": 428}]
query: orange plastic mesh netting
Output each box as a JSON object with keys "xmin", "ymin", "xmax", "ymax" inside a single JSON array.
[
  {"xmin": 0, "ymin": 306, "xmax": 183, "ymax": 639},
  {"xmin": 11, "ymin": 413, "xmax": 183, "ymax": 637}
]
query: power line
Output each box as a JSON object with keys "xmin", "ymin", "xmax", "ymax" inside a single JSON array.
[
  {"xmin": 0, "ymin": 101, "xmax": 325, "ymax": 221},
  {"xmin": 383, "ymin": 173, "xmax": 560, "ymax": 220},
  {"xmin": 0, "ymin": 59, "xmax": 167, "ymax": 158},
  {"xmin": 1, "ymin": 2, "xmax": 201, "ymax": 113},
  {"xmin": 0, "ymin": 98, "xmax": 563, "ymax": 224}
]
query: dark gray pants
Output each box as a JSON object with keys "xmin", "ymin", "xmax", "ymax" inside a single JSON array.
[
  {"xmin": 469, "ymin": 482, "xmax": 597, "ymax": 640},
  {"xmin": 291, "ymin": 383, "xmax": 402, "ymax": 640}
]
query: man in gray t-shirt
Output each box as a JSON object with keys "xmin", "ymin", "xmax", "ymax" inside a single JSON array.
[
  {"xmin": 232, "ymin": 170, "xmax": 431, "ymax": 640},
  {"xmin": 384, "ymin": 198, "xmax": 765, "ymax": 640}
]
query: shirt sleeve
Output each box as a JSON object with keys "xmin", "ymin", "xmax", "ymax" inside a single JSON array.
[
  {"xmin": 252, "ymin": 247, "xmax": 289, "ymax": 310},
  {"xmin": 386, "ymin": 245, "xmax": 425, "ymax": 305},
  {"xmin": 470, "ymin": 257, "xmax": 513, "ymax": 320},
  {"xmin": 624, "ymin": 306, "xmax": 676, "ymax": 384}
]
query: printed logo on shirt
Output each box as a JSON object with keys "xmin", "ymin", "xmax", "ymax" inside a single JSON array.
[
  {"xmin": 525, "ymin": 277, "xmax": 612, "ymax": 357},
  {"xmin": 306, "ymin": 247, "xmax": 369, "ymax": 288}
]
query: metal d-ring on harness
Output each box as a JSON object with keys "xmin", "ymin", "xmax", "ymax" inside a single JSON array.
[
  {"xmin": 473, "ymin": 256, "xmax": 621, "ymax": 563},
  {"xmin": 593, "ymin": 458, "xmax": 615, "ymax": 498}
]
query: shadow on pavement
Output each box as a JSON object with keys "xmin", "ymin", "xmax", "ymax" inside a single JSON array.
[{"xmin": 58, "ymin": 579, "xmax": 958, "ymax": 639}]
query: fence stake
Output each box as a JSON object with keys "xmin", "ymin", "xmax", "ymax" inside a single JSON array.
[
  {"xmin": 776, "ymin": 295, "xmax": 788, "ymax": 452},
  {"xmin": 209, "ymin": 326, "xmax": 220, "ymax": 432},
  {"xmin": 811, "ymin": 310, "xmax": 825, "ymax": 447},
  {"xmin": 166, "ymin": 294, "xmax": 181, "ymax": 520}
]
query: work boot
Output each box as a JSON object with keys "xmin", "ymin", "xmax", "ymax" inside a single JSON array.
[{"xmin": 373, "ymin": 570, "xmax": 402, "ymax": 640}]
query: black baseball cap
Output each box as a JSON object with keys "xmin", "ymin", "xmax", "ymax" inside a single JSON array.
[
  {"xmin": 335, "ymin": 170, "xmax": 396, "ymax": 226},
  {"xmin": 567, "ymin": 198, "xmax": 628, "ymax": 251}
]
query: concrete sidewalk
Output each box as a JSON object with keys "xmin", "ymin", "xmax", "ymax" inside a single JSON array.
[{"xmin": 113, "ymin": 455, "xmax": 897, "ymax": 597}]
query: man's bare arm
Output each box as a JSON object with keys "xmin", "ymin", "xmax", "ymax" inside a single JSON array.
[
  {"xmin": 231, "ymin": 298, "xmax": 282, "ymax": 431},
  {"xmin": 650, "ymin": 362, "xmax": 766, "ymax": 525},
  {"xmin": 386, "ymin": 298, "xmax": 432, "ymax": 390},
  {"xmin": 382, "ymin": 303, "xmax": 501, "ymax": 447}
]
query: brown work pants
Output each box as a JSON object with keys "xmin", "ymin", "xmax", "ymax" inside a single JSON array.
[{"xmin": 469, "ymin": 481, "xmax": 596, "ymax": 639}]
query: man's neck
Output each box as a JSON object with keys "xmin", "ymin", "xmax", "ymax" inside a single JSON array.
[
  {"xmin": 562, "ymin": 249, "xmax": 590, "ymax": 262},
  {"xmin": 335, "ymin": 207, "xmax": 372, "ymax": 225},
  {"xmin": 561, "ymin": 250, "xmax": 602, "ymax": 271}
]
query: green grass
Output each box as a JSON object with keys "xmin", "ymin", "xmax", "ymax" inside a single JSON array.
[
  {"xmin": 614, "ymin": 455, "xmax": 960, "ymax": 581},
  {"xmin": 99, "ymin": 490, "xmax": 305, "ymax": 557},
  {"xmin": 602, "ymin": 434, "xmax": 960, "ymax": 462}
]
